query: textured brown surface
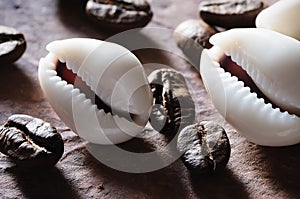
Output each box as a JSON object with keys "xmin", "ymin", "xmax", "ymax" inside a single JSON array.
[{"xmin": 0, "ymin": 0, "xmax": 300, "ymax": 198}]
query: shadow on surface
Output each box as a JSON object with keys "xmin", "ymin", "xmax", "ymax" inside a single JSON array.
[
  {"xmin": 0, "ymin": 63, "xmax": 35, "ymax": 103},
  {"xmin": 257, "ymin": 144, "xmax": 300, "ymax": 198},
  {"xmin": 190, "ymin": 168, "xmax": 250, "ymax": 199},
  {"xmin": 84, "ymin": 151, "xmax": 189, "ymax": 199},
  {"xmin": 84, "ymin": 130, "xmax": 180, "ymax": 174},
  {"xmin": 8, "ymin": 166, "xmax": 82, "ymax": 199}
]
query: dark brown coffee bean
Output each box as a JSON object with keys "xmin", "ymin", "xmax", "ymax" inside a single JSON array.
[
  {"xmin": 148, "ymin": 68, "xmax": 195, "ymax": 135},
  {"xmin": 174, "ymin": 19, "xmax": 217, "ymax": 67},
  {"xmin": 86, "ymin": 0, "xmax": 153, "ymax": 31},
  {"xmin": 177, "ymin": 121, "xmax": 230, "ymax": 174},
  {"xmin": 0, "ymin": 25, "xmax": 26, "ymax": 64},
  {"xmin": 199, "ymin": 0, "xmax": 264, "ymax": 28},
  {"xmin": 0, "ymin": 114, "xmax": 64, "ymax": 167}
]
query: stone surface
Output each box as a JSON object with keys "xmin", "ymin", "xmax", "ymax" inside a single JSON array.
[{"xmin": 0, "ymin": 0, "xmax": 299, "ymax": 199}]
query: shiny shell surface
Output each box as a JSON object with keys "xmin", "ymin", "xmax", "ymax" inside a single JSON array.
[{"xmin": 256, "ymin": 0, "xmax": 300, "ymax": 40}]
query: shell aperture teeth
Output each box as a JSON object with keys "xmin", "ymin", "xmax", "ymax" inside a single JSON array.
[
  {"xmin": 39, "ymin": 38, "xmax": 153, "ymax": 144},
  {"xmin": 217, "ymin": 55, "xmax": 274, "ymax": 109},
  {"xmin": 200, "ymin": 28, "xmax": 300, "ymax": 146}
]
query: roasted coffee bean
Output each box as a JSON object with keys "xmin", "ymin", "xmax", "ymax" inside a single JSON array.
[
  {"xmin": 177, "ymin": 121, "xmax": 230, "ymax": 174},
  {"xmin": 0, "ymin": 25, "xmax": 26, "ymax": 64},
  {"xmin": 199, "ymin": 0, "xmax": 264, "ymax": 28},
  {"xmin": 0, "ymin": 114, "xmax": 64, "ymax": 167},
  {"xmin": 86, "ymin": 0, "xmax": 153, "ymax": 31},
  {"xmin": 148, "ymin": 68, "xmax": 195, "ymax": 135},
  {"xmin": 174, "ymin": 19, "xmax": 217, "ymax": 67}
]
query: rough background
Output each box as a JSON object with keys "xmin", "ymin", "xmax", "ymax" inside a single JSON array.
[{"xmin": 1, "ymin": 0, "xmax": 300, "ymax": 198}]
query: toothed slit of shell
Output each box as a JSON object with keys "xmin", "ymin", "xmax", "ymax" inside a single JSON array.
[
  {"xmin": 218, "ymin": 53, "xmax": 298, "ymax": 117},
  {"xmin": 54, "ymin": 59, "xmax": 143, "ymax": 125}
]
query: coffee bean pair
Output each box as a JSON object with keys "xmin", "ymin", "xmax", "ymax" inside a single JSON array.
[
  {"xmin": 0, "ymin": 26, "xmax": 26, "ymax": 64},
  {"xmin": 148, "ymin": 69, "xmax": 231, "ymax": 174},
  {"xmin": 0, "ymin": 114, "xmax": 64, "ymax": 168}
]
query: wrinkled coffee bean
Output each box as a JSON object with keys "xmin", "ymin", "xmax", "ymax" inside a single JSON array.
[
  {"xmin": 148, "ymin": 68, "xmax": 195, "ymax": 135},
  {"xmin": 199, "ymin": 0, "xmax": 264, "ymax": 28},
  {"xmin": 177, "ymin": 121, "xmax": 230, "ymax": 174},
  {"xmin": 174, "ymin": 19, "xmax": 217, "ymax": 67},
  {"xmin": 0, "ymin": 114, "xmax": 64, "ymax": 167},
  {"xmin": 0, "ymin": 25, "xmax": 26, "ymax": 64},
  {"xmin": 86, "ymin": 0, "xmax": 153, "ymax": 31}
]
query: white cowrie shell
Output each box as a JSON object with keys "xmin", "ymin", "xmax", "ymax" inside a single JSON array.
[
  {"xmin": 38, "ymin": 38, "xmax": 153, "ymax": 145},
  {"xmin": 256, "ymin": 0, "xmax": 300, "ymax": 40},
  {"xmin": 200, "ymin": 28, "xmax": 300, "ymax": 146}
]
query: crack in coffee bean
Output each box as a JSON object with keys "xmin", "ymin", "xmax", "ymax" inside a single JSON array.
[
  {"xmin": 0, "ymin": 114, "xmax": 64, "ymax": 167},
  {"xmin": 0, "ymin": 33, "xmax": 24, "ymax": 43},
  {"xmin": 86, "ymin": 0, "xmax": 153, "ymax": 31},
  {"xmin": 0, "ymin": 26, "xmax": 26, "ymax": 64},
  {"xmin": 197, "ymin": 125, "xmax": 217, "ymax": 171},
  {"xmin": 199, "ymin": 0, "xmax": 264, "ymax": 28},
  {"xmin": 148, "ymin": 68, "xmax": 195, "ymax": 135},
  {"xmin": 177, "ymin": 121, "xmax": 230, "ymax": 174}
]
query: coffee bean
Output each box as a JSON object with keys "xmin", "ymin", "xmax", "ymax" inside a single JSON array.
[
  {"xmin": 148, "ymin": 68, "xmax": 195, "ymax": 135},
  {"xmin": 0, "ymin": 114, "xmax": 64, "ymax": 167},
  {"xmin": 199, "ymin": 0, "xmax": 264, "ymax": 28},
  {"xmin": 174, "ymin": 19, "xmax": 217, "ymax": 67},
  {"xmin": 0, "ymin": 25, "xmax": 26, "ymax": 64},
  {"xmin": 86, "ymin": 0, "xmax": 153, "ymax": 31},
  {"xmin": 177, "ymin": 121, "xmax": 230, "ymax": 174}
]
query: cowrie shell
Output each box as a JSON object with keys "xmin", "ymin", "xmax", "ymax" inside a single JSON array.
[
  {"xmin": 38, "ymin": 38, "xmax": 152, "ymax": 144},
  {"xmin": 200, "ymin": 28, "xmax": 300, "ymax": 146}
]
